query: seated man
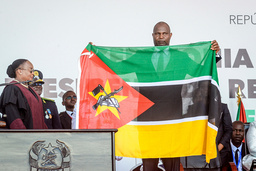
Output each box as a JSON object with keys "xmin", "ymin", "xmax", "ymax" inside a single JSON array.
[
  {"xmin": 226, "ymin": 121, "xmax": 246, "ymax": 171},
  {"xmin": 59, "ymin": 90, "xmax": 77, "ymax": 129}
]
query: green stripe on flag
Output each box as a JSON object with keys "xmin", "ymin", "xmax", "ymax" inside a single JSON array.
[{"xmin": 86, "ymin": 41, "xmax": 218, "ymax": 84}]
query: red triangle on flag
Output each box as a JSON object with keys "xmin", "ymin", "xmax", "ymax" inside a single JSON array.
[{"xmin": 78, "ymin": 49, "xmax": 154, "ymax": 129}]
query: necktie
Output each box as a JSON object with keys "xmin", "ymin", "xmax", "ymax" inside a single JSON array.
[
  {"xmin": 157, "ymin": 53, "xmax": 164, "ymax": 72},
  {"xmin": 235, "ymin": 149, "xmax": 239, "ymax": 165}
]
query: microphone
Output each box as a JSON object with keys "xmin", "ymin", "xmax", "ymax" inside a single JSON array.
[
  {"xmin": 0, "ymin": 80, "xmax": 33, "ymax": 87},
  {"xmin": 28, "ymin": 77, "xmax": 38, "ymax": 86}
]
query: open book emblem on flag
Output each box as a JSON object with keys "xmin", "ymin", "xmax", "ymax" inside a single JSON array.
[{"xmin": 92, "ymin": 84, "xmax": 123, "ymax": 113}]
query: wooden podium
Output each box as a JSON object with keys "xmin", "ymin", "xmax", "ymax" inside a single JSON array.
[{"xmin": 0, "ymin": 129, "xmax": 117, "ymax": 171}]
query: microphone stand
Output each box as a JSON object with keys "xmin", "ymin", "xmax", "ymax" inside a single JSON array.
[{"xmin": 0, "ymin": 80, "xmax": 32, "ymax": 87}]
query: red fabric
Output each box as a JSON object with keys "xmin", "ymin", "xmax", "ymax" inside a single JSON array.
[
  {"xmin": 239, "ymin": 100, "xmax": 247, "ymax": 123},
  {"xmin": 78, "ymin": 49, "xmax": 154, "ymax": 129},
  {"xmin": 10, "ymin": 118, "xmax": 26, "ymax": 129}
]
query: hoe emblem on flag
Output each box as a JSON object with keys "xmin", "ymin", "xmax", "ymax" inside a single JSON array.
[
  {"xmin": 92, "ymin": 84, "xmax": 123, "ymax": 114},
  {"xmin": 88, "ymin": 80, "xmax": 128, "ymax": 120}
]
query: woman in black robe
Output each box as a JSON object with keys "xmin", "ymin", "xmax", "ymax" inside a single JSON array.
[{"xmin": 0, "ymin": 59, "xmax": 47, "ymax": 129}]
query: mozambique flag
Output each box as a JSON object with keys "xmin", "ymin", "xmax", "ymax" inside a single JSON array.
[
  {"xmin": 236, "ymin": 100, "xmax": 247, "ymax": 123},
  {"xmin": 78, "ymin": 41, "xmax": 221, "ymax": 162},
  {"xmin": 236, "ymin": 86, "xmax": 247, "ymax": 123}
]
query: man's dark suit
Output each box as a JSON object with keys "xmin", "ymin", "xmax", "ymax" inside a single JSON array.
[
  {"xmin": 216, "ymin": 103, "xmax": 233, "ymax": 167},
  {"xmin": 42, "ymin": 97, "xmax": 62, "ymax": 129},
  {"xmin": 224, "ymin": 142, "xmax": 246, "ymax": 171},
  {"xmin": 59, "ymin": 111, "xmax": 71, "ymax": 129}
]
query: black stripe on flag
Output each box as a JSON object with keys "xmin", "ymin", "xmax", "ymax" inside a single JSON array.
[{"xmin": 132, "ymin": 80, "xmax": 221, "ymax": 125}]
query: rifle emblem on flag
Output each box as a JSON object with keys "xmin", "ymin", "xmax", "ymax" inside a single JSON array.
[
  {"xmin": 92, "ymin": 84, "xmax": 123, "ymax": 114},
  {"xmin": 88, "ymin": 80, "xmax": 128, "ymax": 120}
]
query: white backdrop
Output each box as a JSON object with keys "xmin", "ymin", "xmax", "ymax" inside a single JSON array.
[{"xmin": 1, "ymin": 0, "xmax": 256, "ymax": 170}]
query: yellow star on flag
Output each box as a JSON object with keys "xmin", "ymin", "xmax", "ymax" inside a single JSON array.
[{"xmin": 88, "ymin": 80, "xmax": 128, "ymax": 119}]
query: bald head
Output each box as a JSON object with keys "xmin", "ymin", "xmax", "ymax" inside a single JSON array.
[
  {"xmin": 152, "ymin": 21, "xmax": 172, "ymax": 46},
  {"xmin": 153, "ymin": 22, "xmax": 171, "ymax": 33}
]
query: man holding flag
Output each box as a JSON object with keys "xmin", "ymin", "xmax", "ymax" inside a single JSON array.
[
  {"xmin": 78, "ymin": 21, "xmax": 222, "ymax": 171},
  {"xmin": 141, "ymin": 21, "xmax": 221, "ymax": 171}
]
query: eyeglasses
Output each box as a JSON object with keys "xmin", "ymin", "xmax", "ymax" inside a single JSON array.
[
  {"xmin": 65, "ymin": 96, "xmax": 77, "ymax": 100},
  {"xmin": 31, "ymin": 82, "xmax": 43, "ymax": 86},
  {"xmin": 18, "ymin": 68, "xmax": 34, "ymax": 74}
]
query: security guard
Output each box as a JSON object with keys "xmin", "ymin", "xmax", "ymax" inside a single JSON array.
[{"xmin": 30, "ymin": 70, "xmax": 62, "ymax": 129}]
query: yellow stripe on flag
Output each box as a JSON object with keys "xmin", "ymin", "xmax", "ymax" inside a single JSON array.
[
  {"xmin": 115, "ymin": 119, "xmax": 217, "ymax": 162},
  {"xmin": 205, "ymin": 122, "xmax": 217, "ymax": 162}
]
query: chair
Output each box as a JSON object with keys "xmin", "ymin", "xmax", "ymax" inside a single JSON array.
[
  {"xmin": 222, "ymin": 162, "xmax": 237, "ymax": 171},
  {"xmin": 129, "ymin": 162, "xmax": 184, "ymax": 171},
  {"xmin": 250, "ymin": 159, "xmax": 256, "ymax": 171},
  {"xmin": 0, "ymin": 113, "xmax": 7, "ymax": 128},
  {"xmin": 180, "ymin": 162, "xmax": 184, "ymax": 171},
  {"xmin": 0, "ymin": 121, "xmax": 6, "ymax": 128}
]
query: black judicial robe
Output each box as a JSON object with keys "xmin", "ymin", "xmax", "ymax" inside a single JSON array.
[{"xmin": 0, "ymin": 81, "xmax": 47, "ymax": 129}]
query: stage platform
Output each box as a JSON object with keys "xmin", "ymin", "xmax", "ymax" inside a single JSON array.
[{"xmin": 0, "ymin": 129, "xmax": 117, "ymax": 171}]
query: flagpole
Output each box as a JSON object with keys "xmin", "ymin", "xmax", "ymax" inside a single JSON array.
[{"xmin": 236, "ymin": 86, "xmax": 247, "ymax": 123}]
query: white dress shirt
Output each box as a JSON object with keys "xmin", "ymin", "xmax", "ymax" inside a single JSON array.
[{"xmin": 230, "ymin": 141, "xmax": 243, "ymax": 171}]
